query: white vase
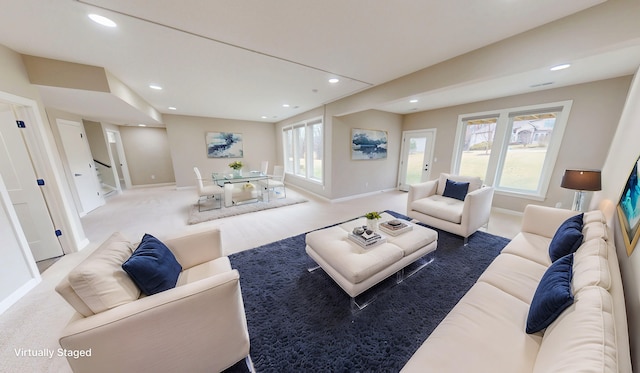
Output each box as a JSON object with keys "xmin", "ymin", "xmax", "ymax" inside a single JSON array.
[
  {"xmin": 366, "ymin": 219, "xmax": 378, "ymax": 232},
  {"xmin": 233, "ymin": 169, "xmax": 242, "ymax": 177}
]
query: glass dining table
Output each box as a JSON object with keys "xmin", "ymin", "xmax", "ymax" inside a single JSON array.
[{"xmin": 212, "ymin": 171, "xmax": 271, "ymax": 207}]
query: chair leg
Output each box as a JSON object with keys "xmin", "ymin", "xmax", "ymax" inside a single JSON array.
[{"xmin": 244, "ymin": 355, "xmax": 255, "ymax": 373}]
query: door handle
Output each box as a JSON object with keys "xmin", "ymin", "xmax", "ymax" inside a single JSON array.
[{"xmin": 74, "ymin": 173, "xmax": 83, "ymax": 176}]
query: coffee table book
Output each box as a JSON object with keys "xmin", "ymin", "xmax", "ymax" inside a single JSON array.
[
  {"xmin": 379, "ymin": 221, "xmax": 413, "ymax": 236},
  {"xmin": 348, "ymin": 233, "xmax": 386, "ymax": 249}
]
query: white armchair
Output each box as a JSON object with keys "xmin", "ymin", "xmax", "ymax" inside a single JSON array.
[
  {"xmin": 55, "ymin": 229, "xmax": 251, "ymax": 373},
  {"xmin": 407, "ymin": 173, "xmax": 494, "ymax": 243}
]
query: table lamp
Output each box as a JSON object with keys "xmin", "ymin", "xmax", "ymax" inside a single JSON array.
[{"xmin": 560, "ymin": 169, "xmax": 602, "ymax": 211}]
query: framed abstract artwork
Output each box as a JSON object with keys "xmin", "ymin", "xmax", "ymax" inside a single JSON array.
[
  {"xmin": 351, "ymin": 128, "xmax": 388, "ymax": 160},
  {"xmin": 206, "ymin": 132, "xmax": 243, "ymax": 158},
  {"xmin": 617, "ymin": 154, "xmax": 640, "ymax": 256}
]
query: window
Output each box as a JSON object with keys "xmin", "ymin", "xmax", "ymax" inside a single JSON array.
[
  {"xmin": 282, "ymin": 117, "xmax": 323, "ymax": 183},
  {"xmin": 453, "ymin": 101, "xmax": 572, "ymax": 199}
]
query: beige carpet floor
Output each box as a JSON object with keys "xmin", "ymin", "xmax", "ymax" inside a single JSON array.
[{"xmin": 0, "ymin": 184, "xmax": 521, "ymax": 372}]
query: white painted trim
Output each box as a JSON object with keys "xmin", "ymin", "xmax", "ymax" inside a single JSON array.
[
  {"xmin": 131, "ymin": 182, "xmax": 176, "ymax": 188},
  {"xmin": 0, "ymin": 278, "xmax": 40, "ymax": 316},
  {"xmin": 330, "ymin": 188, "xmax": 398, "ymax": 203},
  {"xmin": 491, "ymin": 206, "xmax": 524, "ymax": 217}
]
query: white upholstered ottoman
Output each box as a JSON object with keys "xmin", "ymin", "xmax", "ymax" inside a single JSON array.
[{"xmin": 305, "ymin": 213, "xmax": 437, "ymax": 307}]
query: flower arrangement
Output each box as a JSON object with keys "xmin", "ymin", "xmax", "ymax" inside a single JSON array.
[
  {"xmin": 228, "ymin": 161, "xmax": 243, "ymax": 170},
  {"xmin": 364, "ymin": 211, "xmax": 382, "ymax": 220}
]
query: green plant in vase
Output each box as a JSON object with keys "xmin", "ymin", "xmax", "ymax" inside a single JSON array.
[
  {"xmin": 229, "ymin": 161, "xmax": 243, "ymax": 176},
  {"xmin": 365, "ymin": 211, "xmax": 381, "ymax": 231}
]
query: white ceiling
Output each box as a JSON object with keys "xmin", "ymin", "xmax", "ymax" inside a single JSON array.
[{"xmin": 0, "ymin": 0, "xmax": 636, "ymax": 126}]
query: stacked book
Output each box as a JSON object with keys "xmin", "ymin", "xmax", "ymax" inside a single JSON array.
[
  {"xmin": 348, "ymin": 230, "xmax": 386, "ymax": 248},
  {"xmin": 379, "ymin": 219, "xmax": 413, "ymax": 236}
]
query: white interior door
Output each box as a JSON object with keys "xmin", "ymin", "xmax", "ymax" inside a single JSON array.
[
  {"xmin": 0, "ymin": 103, "xmax": 63, "ymax": 261},
  {"xmin": 57, "ymin": 119, "xmax": 104, "ymax": 215},
  {"xmin": 398, "ymin": 129, "xmax": 436, "ymax": 192}
]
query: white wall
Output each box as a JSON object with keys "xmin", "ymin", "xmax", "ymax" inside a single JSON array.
[{"xmin": 592, "ymin": 67, "xmax": 640, "ymax": 368}]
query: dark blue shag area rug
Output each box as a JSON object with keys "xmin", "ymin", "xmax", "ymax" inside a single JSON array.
[{"xmin": 225, "ymin": 211, "xmax": 510, "ymax": 373}]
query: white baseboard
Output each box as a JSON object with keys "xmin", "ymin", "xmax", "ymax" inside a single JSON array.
[
  {"xmin": 131, "ymin": 182, "xmax": 176, "ymax": 189},
  {"xmin": 491, "ymin": 206, "xmax": 523, "ymax": 217},
  {"xmin": 0, "ymin": 277, "xmax": 41, "ymax": 316},
  {"xmin": 330, "ymin": 188, "xmax": 398, "ymax": 203}
]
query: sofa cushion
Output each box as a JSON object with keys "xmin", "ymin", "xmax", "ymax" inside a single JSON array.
[
  {"xmin": 411, "ymin": 195, "xmax": 464, "ymax": 224},
  {"xmin": 548, "ymin": 215, "xmax": 583, "ymax": 262},
  {"xmin": 533, "ymin": 286, "xmax": 618, "ymax": 373},
  {"xmin": 526, "ymin": 254, "xmax": 574, "ymax": 334},
  {"xmin": 583, "ymin": 220, "xmax": 609, "ymax": 242},
  {"xmin": 176, "ymin": 256, "xmax": 232, "ymax": 286},
  {"xmin": 437, "ymin": 173, "xmax": 482, "ymax": 195},
  {"xmin": 122, "ymin": 234, "xmax": 183, "ymax": 295},
  {"xmin": 500, "ymin": 232, "xmax": 553, "ymax": 267},
  {"xmin": 573, "ymin": 253, "xmax": 611, "ymax": 292},
  {"xmin": 67, "ymin": 232, "xmax": 140, "ymax": 314},
  {"xmin": 477, "ymin": 253, "xmax": 547, "ymax": 304},
  {"xmin": 401, "ymin": 282, "xmax": 541, "ymax": 373},
  {"xmin": 442, "ymin": 179, "xmax": 469, "ymax": 201}
]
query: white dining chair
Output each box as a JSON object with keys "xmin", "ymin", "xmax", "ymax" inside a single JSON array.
[
  {"xmin": 193, "ymin": 167, "xmax": 224, "ymax": 211},
  {"xmin": 259, "ymin": 165, "xmax": 286, "ymax": 199}
]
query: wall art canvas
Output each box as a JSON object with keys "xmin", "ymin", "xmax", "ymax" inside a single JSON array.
[
  {"xmin": 351, "ymin": 128, "xmax": 388, "ymax": 160},
  {"xmin": 617, "ymin": 154, "xmax": 640, "ymax": 256},
  {"xmin": 206, "ymin": 132, "xmax": 243, "ymax": 158}
]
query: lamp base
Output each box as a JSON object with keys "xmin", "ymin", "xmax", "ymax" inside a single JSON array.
[{"xmin": 572, "ymin": 190, "xmax": 586, "ymax": 211}]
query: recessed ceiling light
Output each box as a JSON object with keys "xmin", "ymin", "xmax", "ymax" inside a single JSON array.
[
  {"xmin": 328, "ymin": 78, "xmax": 340, "ymax": 84},
  {"xmin": 282, "ymin": 104, "xmax": 290, "ymax": 108},
  {"xmin": 168, "ymin": 106, "xmax": 177, "ymax": 110},
  {"xmin": 261, "ymin": 116, "xmax": 268, "ymax": 119},
  {"xmin": 88, "ymin": 14, "xmax": 117, "ymax": 28},
  {"xmin": 138, "ymin": 124, "xmax": 147, "ymax": 127},
  {"xmin": 149, "ymin": 84, "xmax": 163, "ymax": 90},
  {"xmin": 550, "ymin": 63, "xmax": 571, "ymax": 71},
  {"xmin": 409, "ymin": 99, "xmax": 419, "ymax": 103}
]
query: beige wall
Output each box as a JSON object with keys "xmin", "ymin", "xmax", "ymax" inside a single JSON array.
[
  {"xmin": 332, "ymin": 110, "xmax": 402, "ymax": 199},
  {"xmin": 164, "ymin": 114, "xmax": 276, "ymax": 188},
  {"xmin": 119, "ymin": 126, "xmax": 175, "ymax": 186},
  {"xmin": 403, "ymin": 76, "xmax": 632, "ymax": 212}
]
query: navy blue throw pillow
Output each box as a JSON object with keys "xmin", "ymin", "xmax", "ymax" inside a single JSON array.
[
  {"xmin": 526, "ymin": 253, "xmax": 574, "ymax": 334},
  {"xmin": 442, "ymin": 179, "xmax": 470, "ymax": 201},
  {"xmin": 549, "ymin": 214, "xmax": 584, "ymax": 262},
  {"xmin": 122, "ymin": 234, "xmax": 182, "ymax": 295}
]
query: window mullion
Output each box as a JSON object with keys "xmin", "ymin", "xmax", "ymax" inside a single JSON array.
[{"xmin": 488, "ymin": 113, "xmax": 512, "ymax": 187}]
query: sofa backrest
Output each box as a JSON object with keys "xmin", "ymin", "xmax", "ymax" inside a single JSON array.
[
  {"xmin": 436, "ymin": 173, "xmax": 483, "ymax": 195},
  {"xmin": 55, "ymin": 232, "xmax": 140, "ymax": 316},
  {"xmin": 533, "ymin": 209, "xmax": 632, "ymax": 372}
]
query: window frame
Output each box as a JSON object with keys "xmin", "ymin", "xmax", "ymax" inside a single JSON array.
[
  {"xmin": 282, "ymin": 116, "xmax": 323, "ymax": 184},
  {"xmin": 452, "ymin": 100, "xmax": 573, "ymax": 200}
]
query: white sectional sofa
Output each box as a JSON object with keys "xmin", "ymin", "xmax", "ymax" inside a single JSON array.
[{"xmin": 402, "ymin": 205, "xmax": 632, "ymax": 373}]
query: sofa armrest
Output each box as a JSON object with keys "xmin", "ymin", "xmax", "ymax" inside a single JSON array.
[
  {"xmin": 407, "ymin": 180, "xmax": 438, "ymax": 211},
  {"xmin": 521, "ymin": 205, "xmax": 578, "ymax": 238},
  {"xmin": 59, "ymin": 269, "xmax": 250, "ymax": 373},
  {"xmin": 163, "ymin": 229, "xmax": 223, "ymax": 270},
  {"xmin": 461, "ymin": 186, "xmax": 495, "ymax": 233}
]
